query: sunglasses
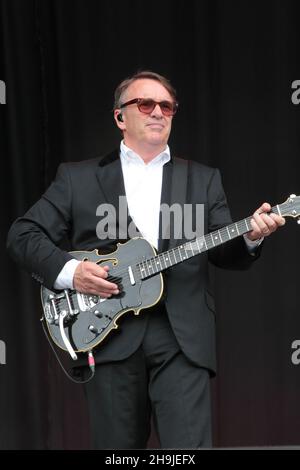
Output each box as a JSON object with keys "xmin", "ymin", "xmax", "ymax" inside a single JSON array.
[{"xmin": 120, "ymin": 98, "xmax": 178, "ymax": 117}]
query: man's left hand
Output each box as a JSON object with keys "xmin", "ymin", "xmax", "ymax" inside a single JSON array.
[{"xmin": 246, "ymin": 202, "xmax": 286, "ymax": 241}]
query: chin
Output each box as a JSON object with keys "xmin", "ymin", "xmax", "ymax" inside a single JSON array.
[{"xmin": 147, "ymin": 134, "xmax": 168, "ymax": 145}]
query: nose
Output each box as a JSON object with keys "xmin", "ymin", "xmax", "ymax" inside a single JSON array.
[{"xmin": 150, "ymin": 103, "xmax": 163, "ymax": 118}]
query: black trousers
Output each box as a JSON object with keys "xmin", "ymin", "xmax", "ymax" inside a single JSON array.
[{"xmin": 84, "ymin": 307, "xmax": 212, "ymax": 449}]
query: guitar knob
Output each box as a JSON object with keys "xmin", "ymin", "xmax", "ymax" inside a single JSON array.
[
  {"xmin": 297, "ymin": 217, "xmax": 300, "ymax": 225},
  {"xmin": 94, "ymin": 310, "xmax": 103, "ymax": 318},
  {"xmin": 88, "ymin": 325, "xmax": 98, "ymax": 334}
]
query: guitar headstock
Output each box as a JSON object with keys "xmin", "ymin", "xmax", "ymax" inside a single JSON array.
[{"xmin": 279, "ymin": 194, "xmax": 300, "ymax": 224}]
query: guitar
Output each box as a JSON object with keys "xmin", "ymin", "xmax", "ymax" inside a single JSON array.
[{"xmin": 41, "ymin": 194, "xmax": 300, "ymax": 360}]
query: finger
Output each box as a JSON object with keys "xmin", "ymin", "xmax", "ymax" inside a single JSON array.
[
  {"xmin": 79, "ymin": 287, "xmax": 113, "ymax": 298},
  {"xmin": 253, "ymin": 212, "xmax": 269, "ymax": 234},
  {"xmin": 269, "ymin": 213, "xmax": 286, "ymax": 226},
  {"xmin": 90, "ymin": 275, "xmax": 119, "ymax": 291},
  {"xmin": 81, "ymin": 261, "xmax": 109, "ymax": 276},
  {"xmin": 250, "ymin": 218, "xmax": 261, "ymax": 234},
  {"xmin": 256, "ymin": 202, "xmax": 271, "ymax": 214},
  {"xmin": 259, "ymin": 213, "xmax": 277, "ymax": 232},
  {"xmin": 78, "ymin": 279, "xmax": 119, "ymax": 296},
  {"xmin": 87, "ymin": 264, "xmax": 109, "ymax": 278}
]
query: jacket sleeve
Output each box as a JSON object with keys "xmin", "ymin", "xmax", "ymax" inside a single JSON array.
[
  {"xmin": 207, "ymin": 168, "xmax": 262, "ymax": 269},
  {"xmin": 7, "ymin": 163, "xmax": 74, "ymax": 289}
]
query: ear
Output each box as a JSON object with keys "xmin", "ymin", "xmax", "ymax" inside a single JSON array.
[{"xmin": 114, "ymin": 110, "xmax": 126, "ymax": 130}]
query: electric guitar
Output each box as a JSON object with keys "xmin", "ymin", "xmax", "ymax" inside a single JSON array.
[{"xmin": 41, "ymin": 194, "xmax": 300, "ymax": 360}]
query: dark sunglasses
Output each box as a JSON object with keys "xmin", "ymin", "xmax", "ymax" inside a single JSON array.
[{"xmin": 120, "ymin": 98, "xmax": 178, "ymax": 117}]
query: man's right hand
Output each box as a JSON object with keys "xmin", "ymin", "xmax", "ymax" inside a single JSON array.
[{"xmin": 73, "ymin": 261, "xmax": 119, "ymax": 298}]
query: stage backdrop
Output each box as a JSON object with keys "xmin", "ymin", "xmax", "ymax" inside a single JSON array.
[{"xmin": 1, "ymin": 0, "xmax": 300, "ymax": 449}]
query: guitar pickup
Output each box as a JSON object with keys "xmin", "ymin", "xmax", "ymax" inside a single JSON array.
[{"xmin": 128, "ymin": 266, "xmax": 135, "ymax": 285}]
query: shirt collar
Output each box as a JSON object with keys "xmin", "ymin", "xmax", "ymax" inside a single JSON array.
[{"xmin": 120, "ymin": 140, "xmax": 171, "ymax": 167}]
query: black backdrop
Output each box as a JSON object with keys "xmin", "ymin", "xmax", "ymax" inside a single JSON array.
[{"xmin": 1, "ymin": 0, "xmax": 300, "ymax": 449}]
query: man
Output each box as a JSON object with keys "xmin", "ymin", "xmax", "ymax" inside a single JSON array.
[{"xmin": 7, "ymin": 71, "xmax": 285, "ymax": 449}]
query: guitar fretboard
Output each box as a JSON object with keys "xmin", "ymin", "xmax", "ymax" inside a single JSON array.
[{"xmin": 137, "ymin": 205, "xmax": 280, "ymax": 279}]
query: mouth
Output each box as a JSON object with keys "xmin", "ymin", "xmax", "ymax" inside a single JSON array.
[{"xmin": 146, "ymin": 123, "xmax": 165, "ymax": 129}]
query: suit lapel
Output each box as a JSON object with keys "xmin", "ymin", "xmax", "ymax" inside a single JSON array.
[
  {"xmin": 158, "ymin": 160, "xmax": 173, "ymax": 252},
  {"xmin": 159, "ymin": 157, "xmax": 189, "ymax": 253},
  {"xmin": 96, "ymin": 150, "xmax": 141, "ymax": 240},
  {"xmin": 96, "ymin": 150, "xmax": 125, "ymax": 208}
]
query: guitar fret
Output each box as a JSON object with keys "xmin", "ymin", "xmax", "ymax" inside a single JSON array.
[
  {"xmin": 167, "ymin": 251, "xmax": 172, "ymax": 265},
  {"xmin": 197, "ymin": 238, "xmax": 204, "ymax": 252},
  {"xmin": 204, "ymin": 236, "xmax": 211, "ymax": 250},
  {"xmin": 156, "ymin": 255, "xmax": 162, "ymax": 270},
  {"xmin": 220, "ymin": 227, "xmax": 229, "ymax": 242},
  {"xmin": 189, "ymin": 241, "xmax": 194, "ymax": 256},
  {"xmin": 144, "ymin": 261, "xmax": 149, "ymax": 278},
  {"xmin": 180, "ymin": 245, "xmax": 187, "ymax": 260},
  {"xmin": 235, "ymin": 223, "xmax": 240, "ymax": 235},
  {"xmin": 226, "ymin": 226, "xmax": 231, "ymax": 239},
  {"xmin": 197, "ymin": 238, "xmax": 205, "ymax": 253},
  {"xmin": 212, "ymin": 232, "xmax": 220, "ymax": 244},
  {"xmin": 276, "ymin": 204, "xmax": 282, "ymax": 216},
  {"xmin": 210, "ymin": 233, "xmax": 215, "ymax": 247},
  {"xmin": 245, "ymin": 218, "xmax": 250, "ymax": 231},
  {"xmin": 162, "ymin": 254, "xmax": 167, "ymax": 268}
]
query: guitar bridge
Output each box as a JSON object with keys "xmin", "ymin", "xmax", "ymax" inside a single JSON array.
[{"xmin": 44, "ymin": 291, "xmax": 79, "ymax": 325}]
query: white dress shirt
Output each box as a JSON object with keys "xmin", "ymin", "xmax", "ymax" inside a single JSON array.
[
  {"xmin": 119, "ymin": 140, "xmax": 170, "ymax": 248},
  {"xmin": 54, "ymin": 143, "xmax": 261, "ymax": 289}
]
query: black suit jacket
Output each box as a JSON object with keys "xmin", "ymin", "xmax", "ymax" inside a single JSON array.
[{"xmin": 7, "ymin": 150, "xmax": 260, "ymax": 373}]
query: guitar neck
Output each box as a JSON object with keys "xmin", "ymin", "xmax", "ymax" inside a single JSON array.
[{"xmin": 138, "ymin": 204, "xmax": 281, "ymax": 278}]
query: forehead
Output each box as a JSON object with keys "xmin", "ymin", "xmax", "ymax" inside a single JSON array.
[{"xmin": 124, "ymin": 79, "xmax": 172, "ymax": 101}]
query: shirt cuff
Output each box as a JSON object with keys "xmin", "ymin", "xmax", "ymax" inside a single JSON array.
[
  {"xmin": 53, "ymin": 259, "xmax": 81, "ymax": 290},
  {"xmin": 243, "ymin": 234, "xmax": 264, "ymax": 254}
]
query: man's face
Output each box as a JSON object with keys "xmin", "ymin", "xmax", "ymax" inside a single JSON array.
[{"xmin": 114, "ymin": 79, "xmax": 174, "ymax": 153}]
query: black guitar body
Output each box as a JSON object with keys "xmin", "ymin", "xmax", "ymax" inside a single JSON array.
[{"xmin": 41, "ymin": 238, "xmax": 163, "ymax": 353}]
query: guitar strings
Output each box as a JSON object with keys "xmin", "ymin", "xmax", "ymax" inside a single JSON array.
[{"xmin": 80, "ymin": 210, "xmax": 265, "ymax": 285}]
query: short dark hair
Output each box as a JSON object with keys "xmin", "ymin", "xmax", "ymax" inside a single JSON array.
[{"xmin": 113, "ymin": 70, "xmax": 177, "ymax": 110}]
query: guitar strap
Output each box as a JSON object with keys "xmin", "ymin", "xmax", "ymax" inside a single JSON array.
[{"xmin": 167, "ymin": 157, "xmax": 188, "ymax": 250}]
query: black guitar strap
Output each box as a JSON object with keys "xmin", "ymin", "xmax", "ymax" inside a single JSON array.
[{"xmin": 167, "ymin": 157, "xmax": 188, "ymax": 250}]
